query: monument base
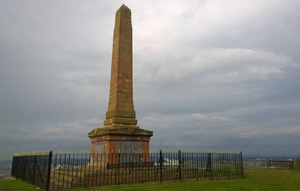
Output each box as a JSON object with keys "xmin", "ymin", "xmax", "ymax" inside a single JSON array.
[
  {"xmin": 88, "ymin": 126, "xmax": 152, "ymax": 165},
  {"xmin": 90, "ymin": 135, "xmax": 150, "ymax": 154}
]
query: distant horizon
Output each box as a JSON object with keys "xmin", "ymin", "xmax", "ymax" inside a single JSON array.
[{"xmin": 1, "ymin": 153, "xmax": 298, "ymax": 161}]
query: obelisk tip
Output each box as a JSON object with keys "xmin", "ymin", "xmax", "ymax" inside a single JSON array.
[{"xmin": 120, "ymin": 4, "xmax": 130, "ymax": 10}]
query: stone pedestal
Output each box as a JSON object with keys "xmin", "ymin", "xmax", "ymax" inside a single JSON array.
[
  {"xmin": 88, "ymin": 129, "xmax": 152, "ymax": 165},
  {"xmin": 89, "ymin": 129, "xmax": 152, "ymax": 154}
]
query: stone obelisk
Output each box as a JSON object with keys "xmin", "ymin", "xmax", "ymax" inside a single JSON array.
[{"xmin": 88, "ymin": 5, "xmax": 153, "ymax": 156}]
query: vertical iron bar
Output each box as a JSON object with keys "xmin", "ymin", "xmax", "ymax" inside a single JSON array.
[
  {"xmin": 182, "ymin": 152, "xmax": 184, "ymax": 180},
  {"xmin": 235, "ymin": 153, "xmax": 238, "ymax": 176},
  {"xmin": 218, "ymin": 152, "xmax": 220, "ymax": 177},
  {"xmin": 227, "ymin": 152, "xmax": 229, "ymax": 177},
  {"xmin": 127, "ymin": 150, "xmax": 129, "ymax": 184},
  {"xmin": 109, "ymin": 152, "xmax": 111, "ymax": 186},
  {"xmin": 110, "ymin": 152, "xmax": 112, "ymax": 185},
  {"xmin": 23, "ymin": 156, "xmax": 26, "ymax": 181},
  {"xmin": 234, "ymin": 153, "xmax": 237, "ymax": 176},
  {"xmin": 147, "ymin": 151, "xmax": 149, "ymax": 182},
  {"xmin": 62, "ymin": 152, "xmax": 67, "ymax": 189},
  {"xmin": 224, "ymin": 152, "xmax": 226, "ymax": 176},
  {"xmin": 80, "ymin": 151, "xmax": 83, "ymax": 187},
  {"xmin": 84, "ymin": 151, "xmax": 87, "ymax": 187},
  {"xmin": 169, "ymin": 151, "xmax": 172, "ymax": 180},
  {"xmin": 130, "ymin": 151, "xmax": 133, "ymax": 184},
  {"xmin": 181, "ymin": 152, "xmax": 184, "ymax": 180},
  {"xmin": 166, "ymin": 151, "xmax": 168, "ymax": 181},
  {"xmin": 103, "ymin": 153, "xmax": 106, "ymax": 186},
  {"xmin": 222, "ymin": 152, "xmax": 224, "ymax": 176},
  {"xmin": 11, "ymin": 156, "xmax": 15, "ymax": 177},
  {"xmin": 52, "ymin": 152, "xmax": 56, "ymax": 190},
  {"xmin": 188, "ymin": 152, "xmax": 190, "ymax": 179},
  {"xmin": 160, "ymin": 150, "xmax": 162, "ymax": 183},
  {"xmin": 118, "ymin": 152, "xmax": 120, "ymax": 186},
  {"xmin": 190, "ymin": 152, "xmax": 192, "ymax": 179},
  {"xmin": 75, "ymin": 152, "xmax": 78, "ymax": 188},
  {"xmin": 90, "ymin": 152, "xmax": 93, "ymax": 187},
  {"xmin": 240, "ymin": 151, "xmax": 244, "ymax": 177},
  {"xmin": 149, "ymin": 151, "xmax": 151, "ymax": 182},
  {"xmin": 109, "ymin": 152, "xmax": 111, "ymax": 185},
  {"xmin": 58, "ymin": 152, "xmax": 61, "ymax": 190},
  {"xmin": 138, "ymin": 150, "xmax": 141, "ymax": 183},
  {"xmin": 66, "ymin": 152, "xmax": 70, "ymax": 189},
  {"xmin": 96, "ymin": 153, "xmax": 98, "ymax": 187},
  {"xmin": 141, "ymin": 151, "xmax": 143, "ymax": 183},
  {"xmin": 99, "ymin": 153, "xmax": 102, "ymax": 187},
  {"xmin": 137, "ymin": 150, "xmax": 143, "ymax": 183},
  {"xmin": 114, "ymin": 152, "xmax": 116, "ymax": 185},
  {"xmin": 178, "ymin": 150, "xmax": 182, "ymax": 181},
  {"xmin": 32, "ymin": 155, "xmax": 36, "ymax": 185},
  {"xmin": 219, "ymin": 152, "xmax": 221, "ymax": 177},
  {"xmin": 156, "ymin": 150, "xmax": 158, "ymax": 182},
  {"xmin": 192, "ymin": 152, "xmax": 194, "ymax": 179},
  {"xmin": 229, "ymin": 152, "xmax": 232, "ymax": 177},
  {"xmin": 227, "ymin": 152, "xmax": 230, "ymax": 176},
  {"xmin": 229, "ymin": 152, "xmax": 231, "ymax": 176},
  {"xmin": 170, "ymin": 152, "xmax": 172, "ymax": 180},
  {"xmin": 219, "ymin": 152, "xmax": 221, "ymax": 176},
  {"xmin": 236, "ymin": 153, "xmax": 239, "ymax": 176},
  {"xmin": 87, "ymin": 153, "xmax": 95, "ymax": 186},
  {"xmin": 71, "ymin": 152, "xmax": 74, "ymax": 188},
  {"xmin": 210, "ymin": 152, "xmax": 212, "ymax": 180},
  {"xmin": 225, "ymin": 152, "xmax": 227, "ymax": 176},
  {"xmin": 196, "ymin": 152, "xmax": 198, "ymax": 181},
  {"xmin": 46, "ymin": 151, "xmax": 52, "ymax": 191}
]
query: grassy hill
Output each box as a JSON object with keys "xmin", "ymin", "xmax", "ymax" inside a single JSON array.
[{"xmin": 1, "ymin": 168, "xmax": 300, "ymax": 191}]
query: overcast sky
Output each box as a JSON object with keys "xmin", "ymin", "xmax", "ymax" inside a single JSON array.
[{"xmin": 1, "ymin": 0, "xmax": 300, "ymax": 160}]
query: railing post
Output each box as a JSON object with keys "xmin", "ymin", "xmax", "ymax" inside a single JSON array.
[
  {"xmin": 240, "ymin": 151, "xmax": 244, "ymax": 177},
  {"xmin": 23, "ymin": 156, "xmax": 27, "ymax": 180},
  {"xmin": 159, "ymin": 150, "xmax": 163, "ymax": 183},
  {"xmin": 118, "ymin": 151, "xmax": 120, "ymax": 186},
  {"xmin": 33, "ymin": 155, "xmax": 36, "ymax": 185},
  {"xmin": 46, "ymin": 151, "xmax": 52, "ymax": 191},
  {"xmin": 178, "ymin": 150, "xmax": 182, "ymax": 182},
  {"xmin": 11, "ymin": 156, "xmax": 15, "ymax": 177},
  {"xmin": 205, "ymin": 152, "xmax": 212, "ymax": 180},
  {"xmin": 209, "ymin": 152, "xmax": 212, "ymax": 180}
]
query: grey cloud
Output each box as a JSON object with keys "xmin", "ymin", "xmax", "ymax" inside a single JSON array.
[{"xmin": 1, "ymin": 0, "xmax": 300, "ymax": 160}]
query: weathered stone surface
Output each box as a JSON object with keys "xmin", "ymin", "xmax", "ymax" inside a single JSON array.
[
  {"xmin": 88, "ymin": 127, "xmax": 153, "ymax": 138},
  {"xmin": 104, "ymin": 117, "xmax": 137, "ymax": 126},
  {"xmin": 106, "ymin": 4, "xmax": 135, "ymax": 124},
  {"xmin": 88, "ymin": 5, "xmax": 152, "ymax": 154}
]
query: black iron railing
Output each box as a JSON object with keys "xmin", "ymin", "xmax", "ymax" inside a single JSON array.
[
  {"xmin": 11, "ymin": 150, "xmax": 243, "ymax": 190},
  {"xmin": 11, "ymin": 151, "xmax": 52, "ymax": 190}
]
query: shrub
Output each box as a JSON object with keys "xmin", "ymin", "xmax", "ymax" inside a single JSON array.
[{"xmin": 296, "ymin": 155, "xmax": 300, "ymax": 170}]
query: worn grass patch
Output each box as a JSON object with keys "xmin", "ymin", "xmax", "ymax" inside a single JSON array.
[{"xmin": 1, "ymin": 169, "xmax": 300, "ymax": 191}]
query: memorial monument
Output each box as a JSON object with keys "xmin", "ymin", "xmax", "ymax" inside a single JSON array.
[{"xmin": 88, "ymin": 5, "xmax": 153, "ymax": 157}]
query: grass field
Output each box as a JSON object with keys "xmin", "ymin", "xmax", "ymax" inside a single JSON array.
[{"xmin": 1, "ymin": 168, "xmax": 300, "ymax": 191}]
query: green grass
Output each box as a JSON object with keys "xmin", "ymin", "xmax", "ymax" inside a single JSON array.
[
  {"xmin": 0, "ymin": 175, "xmax": 37, "ymax": 191},
  {"xmin": 1, "ymin": 169, "xmax": 300, "ymax": 191}
]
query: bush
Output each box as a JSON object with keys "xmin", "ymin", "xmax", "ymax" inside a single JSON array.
[{"xmin": 296, "ymin": 155, "xmax": 300, "ymax": 170}]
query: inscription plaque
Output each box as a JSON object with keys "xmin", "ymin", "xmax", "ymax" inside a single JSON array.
[
  {"xmin": 117, "ymin": 141, "xmax": 142, "ymax": 163},
  {"xmin": 94, "ymin": 141, "xmax": 105, "ymax": 154}
]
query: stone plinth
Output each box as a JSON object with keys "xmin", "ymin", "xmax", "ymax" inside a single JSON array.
[{"xmin": 89, "ymin": 127, "xmax": 152, "ymax": 164}]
